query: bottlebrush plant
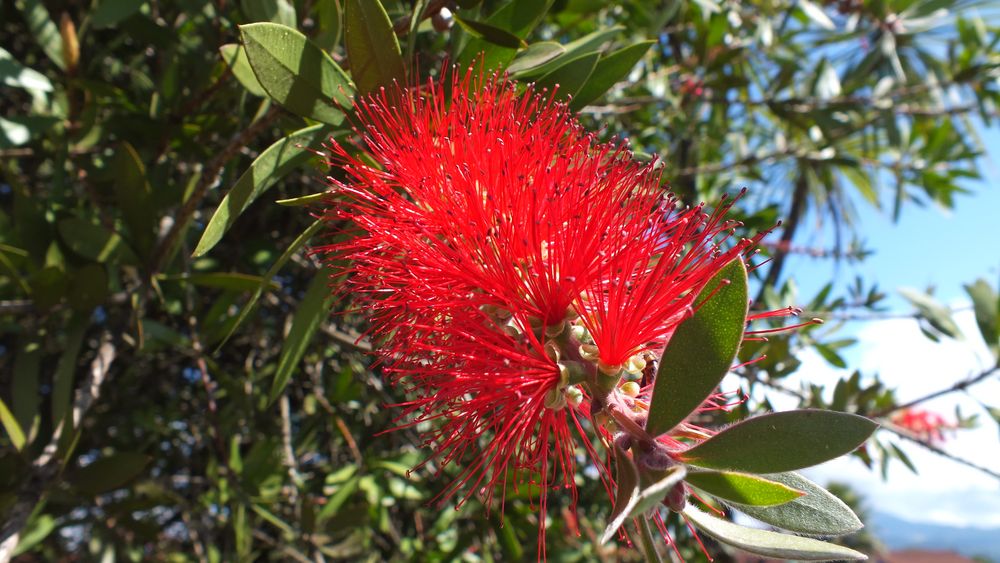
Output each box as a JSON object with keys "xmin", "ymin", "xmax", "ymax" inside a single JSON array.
[{"xmin": 318, "ymin": 66, "xmax": 877, "ymax": 561}]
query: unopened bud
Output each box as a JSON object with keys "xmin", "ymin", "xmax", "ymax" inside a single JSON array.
[
  {"xmin": 638, "ymin": 449, "xmax": 673, "ymax": 472},
  {"xmin": 626, "ymin": 354, "xmax": 646, "ymax": 374},
  {"xmin": 579, "ymin": 344, "xmax": 599, "ymax": 361},
  {"xmin": 431, "ymin": 7, "xmax": 453, "ymax": 32},
  {"xmin": 569, "ymin": 324, "xmax": 588, "ymax": 342},
  {"xmin": 619, "ymin": 381, "xmax": 640, "ymax": 397},
  {"xmin": 565, "ymin": 385, "xmax": 583, "ymax": 408},
  {"xmin": 665, "ymin": 482, "xmax": 687, "ymax": 512},
  {"xmin": 60, "ymin": 13, "xmax": 79, "ymax": 74}
]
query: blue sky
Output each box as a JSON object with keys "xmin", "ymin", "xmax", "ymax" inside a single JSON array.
[{"xmin": 761, "ymin": 128, "xmax": 1000, "ymax": 529}]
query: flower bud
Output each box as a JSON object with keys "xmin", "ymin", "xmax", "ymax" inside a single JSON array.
[{"xmin": 619, "ymin": 381, "xmax": 640, "ymax": 397}]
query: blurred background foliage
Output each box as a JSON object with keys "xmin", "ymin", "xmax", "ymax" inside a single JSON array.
[{"xmin": 2, "ymin": 0, "xmax": 999, "ymax": 561}]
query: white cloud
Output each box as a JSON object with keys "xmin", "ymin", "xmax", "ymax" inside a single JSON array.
[{"xmin": 793, "ymin": 307, "xmax": 1000, "ymax": 527}]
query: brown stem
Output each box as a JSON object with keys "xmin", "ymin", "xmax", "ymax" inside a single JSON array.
[{"xmin": 757, "ymin": 169, "xmax": 808, "ymax": 304}]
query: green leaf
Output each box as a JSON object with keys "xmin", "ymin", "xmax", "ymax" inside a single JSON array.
[
  {"xmin": 57, "ymin": 217, "xmax": 134, "ymax": 264},
  {"xmin": 457, "ymin": 0, "xmax": 554, "ymax": 69},
  {"xmin": 678, "ymin": 410, "xmax": 878, "ymax": 473},
  {"xmin": 216, "ymin": 219, "xmax": 324, "ymax": 350},
  {"xmin": 507, "ymin": 42, "xmax": 565, "ymax": 74},
  {"xmin": 51, "ymin": 313, "xmax": 89, "ymax": 431},
  {"xmin": 685, "ymin": 471, "xmax": 803, "ymax": 507},
  {"xmin": 534, "ymin": 52, "xmax": 600, "ymax": 101},
  {"xmin": 71, "ymin": 452, "xmax": 152, "ymax": 495},
  {"xmin": 240, "ymin": 22, "xmax": 353, "ymax": 124},
  {"xmin": 646, "ymin": 259, "xmax": 748, "ymax": 437},
  {"xmin": 454, "ymin": 17, "xmax": 526, "ymax": 49},
  {"xmin": 91, "ymin": 0, "xmax": 146, "ymax": 28},
  {"xmin": 269, "ymin": 268, "xmax": 336, "ymax": 404},
  {"xmin": 11, "ymin": 514, "xmax": 56, "ymax": 557},
  {"xmin": 275, "ymin": 192, "xmax": 327, "ymax": 206},
  {"xmin": 601, "ymin": 446, "xmax": 640, "ymax": 544},
  {"xmin": 112, "ymin": 142, "xmax": 156, "ymax": 259},
  {"xmin": 192, "ymin": 124, "xmax": 332, "ymax": 258},
  {"xmin": 14, "ymin": 0, "xmax": 65, "ymax": 70},
  {"xmin": 68, "ymin": 263, "xmax": 109, "ymax": 311},
  {"xmin": 345, "ymin": 0, "xmax": 406, "ymax": 96},
  {"xmin": 157, "ymin": 272, "xmax": 279, "ymax": 292},
  {"xmin": 219, "ymin": 44, "xmax": 268, "ymax": 97},
  {"xmin": 0, "ymin": 47, "xmax": 53, "ymax": 92},
  {"xmin": 965, "ymin": 279, "xmax": 999, "ymax": 360},
  {"xmin": 600, "ymin": 463, "xmax": 687, "ymax": 544},
  {"xmin": 570, "ymin": 40, "xmax": 654, "ymax": 111},
  {"xmin": 511, "ymin": 26, "xmax": 623, "ymax": 78},
  {"xmin": 0, "ymin": 115, "xmax": 61, "ymax": 148},
  {"xmin": 683, "ymin": 505, "xmax": 867, "ymax": 561},
  {"xmin": 13, "ymin": 334, "xmax": 42, "ymax": 445},
  {"xmin": 0, "ymin": 396, "xmax": 26, "ymax": 451},
  {"xmin": 727, "ymin": 472, "xmax": 863, "ymax": 536},
  {"xmin": 899, "ymin": 287, "xmax": 963, "ymax": 340}
]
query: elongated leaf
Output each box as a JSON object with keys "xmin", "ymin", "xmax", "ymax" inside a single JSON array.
[
  {"xmin": 601, "ymin": 447, "xmax": 640, "ymax": 544},
  {"xmin": 727, "ymin": 472, "xmax": 863, "ymax": 536},
  {"xmin": 458, "ymin": 0, "xmax": 554, "ymax": 69},
  {"xmin": 112, "ymin": 142, "xmax": 156, "ymax": 259},
  {"xmin": 91, "ymin": 0, "xmax": 145, "ymax": 28},
  {"xmin": 240, "ymin": 23, "xmax": 353, "ymax": 124},
  {"xmin": 242, "ymin": 0, "xmax": 296, "ymax": 27},
  {"xmin": 51, "ymin": 313, "xmax": 89, "ymax": 431},
  {"xmin": 15, "ymin": 0, "xmax": 65, "ymax": 70},
  {"xmin": 0, "ymin": 47, "xmax": 53, "ymax": 92},
  {"xmin": 678, "ymin": 410, "xmax": 877, "ymax": 473},
  {"xmin": 57, "ymin": 217, "xmax": 134, "ymax": 264},
  {"xmin": 507, "ymin": 42, "xmax": 565, "ymax": 74},
  {"xmin": 0, "ymin": 396, "xmax": 26, "ymax": 451},
  {"xmin": 345, "ymin": 0, "xmax": 405, "ymax": 95},
  {"xmin": 965, "ymin": 279, "xmax": 999, "ymax": 359},
  {"xmin": 683, "ymin": 505, "xmax": 867, "ymax": 561},
  {"xmin": 535, "ymin": 52, "xmax": 599, "ymax": 101},
  {"xmin": 455, "ymin": 17, "xmax": 526, "ymax": 49},
  {"xmin": 685, "ymin": 471, "xmax": 802, "ymax": 507},
  {"xmin": 217, "ymin": 219, "xmax": 324, "ymax": 349},
  {"xmin": 899, "ymin": 287, "xmax": 963, "ymax": 340},
  {"xmin": 193, "ymin": 124, "xmax": 332, "ymax": 257},
  {"xmin": 601, "ymin": 464, "xmax": 687, "ymax": 544},
  {"xmin": 570, "ymin": 41, "xmax": 654, "ymax": 111},
  {"xmin": 13, "ymin": 333, "xmax": 42, "ymax": 443},
  {"xmin": 220, "ymin": 44, "xmax": 267, "ymax": 97},
  {"xmin": 269, "ymin": 268, "xmax": 336, "ymax": 404},
  {"xmin": 646, "ymin": 259, "xmax": 748, "ymax": 437},
  {"xmin": 11, "ymin": 514, "xmax": 56, "ymax": 557},
  {"xmin": 71, "ymin": 452, "xmax": 152, "ymax": 495},
  {"xmin": 511, "ymin": 26, "xmax": 623, "ymax": 78}
]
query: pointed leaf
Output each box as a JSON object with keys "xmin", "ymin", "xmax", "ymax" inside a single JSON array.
[
  {"xmin": 0, "ymin": 396, "xmax": 26, "ymax": 451},
  {"xmin": 512, "ymin": 26, "xmax": 623, "ymax": 78},
  {"xmin": 678, "ymin": 410, "xmax": 877, "ymax": 473},
  {"xmin": 727, "ymin": 472, "xmax": 863, "ymax": 536},
  {"xmin": 71, "ymin": 452, "xmax": 152, "ymax": 495},
  {"xmin": 14, "ymin": 0, "xmax": 65, "ymax": 70},
  {"xmin": 507, "ymin": 42, "xmax": 565, "ymax": 74},
  {"xmin": 112, "ymin": 142, "xmax": 156, "ymax": 259},
  {"xmin": 269, "ymin": 268, "xmax": 336, "ymax": 404},
  {"xmin": 535, "ymin": 52, "xmax": 600, "ymax": 101},
  {"xmin": 240, "ymin": 22, "xmax": 353, "ymax": 124},
  {"xmin": 601, "ymin": 463, "xmax": 687, "ymax": 544},
  {"xmin": 570, "ymin": 40, "xmax": 654, "ymax": 111},
  {"xmin": 686, "ymin": 471, "xmax": 803, "ymax": 507},
  {"xmin": 216, "ymin": 219, "xmax": 324, "ymax": 349},
  {"xmin": 646, "ymin": 258, "xmax": 748, "ymax": 437},
  {"xmin": 683, "ymin": 505, "xmax": 867, "ymax": 561},
  {"xmin": 454, "ymin": 17, "xmax": 526, "ymax": 49},
  {"xmin": 193, "ymin": 124, "xmax": 332, "ymax": 257},
  {"xmin": 344, "ymin": 0, "xmax": 405, "ymax": 96},
  {"xmin": 899, "ymin": 287, "xmax": 963, "ymax": 340},
  {"xmin": 965, "ymin": 279, "xmax": 999, "ymax": 359},
  {"xmin": 601, "ymin": 447, "xmax": 640, "ymax": 544},
  {"xmin": 219, "ymin": 44, "xmax": 267, "ymax": 97},
  {"xmin": 457, "ymin": 0, "xmax": 553, "ymax": 69}
]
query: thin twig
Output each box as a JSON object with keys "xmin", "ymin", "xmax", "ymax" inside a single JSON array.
[{"xmin": 873, "ymin": 365, "xmax": 1000, "ymax": 418}]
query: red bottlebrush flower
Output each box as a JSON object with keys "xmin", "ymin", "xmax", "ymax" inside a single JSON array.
[
  {"xmin": 317, "ymin": 65, "xmax": 784, "ymax": 556},
  {"xmin": 891, "ymin": 408, "xmax": 953, "ymax": 443}
]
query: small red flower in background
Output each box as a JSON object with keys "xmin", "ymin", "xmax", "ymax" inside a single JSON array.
[
  {"xmin": 318, "ymin": 66, "xmax": 778, "ymax": 554},
  {"xmin": 891, "ymin": 408, "xmax": 953, "ymax": 443}
]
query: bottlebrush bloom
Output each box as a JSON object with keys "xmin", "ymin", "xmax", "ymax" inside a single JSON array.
[
  {"xmin": 891, "ymin": 408, "xmax": 953, "ymax": 443},
  {"xmin": 318, "ymin": 66, "xmax": 780, "ymax": 555}
]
